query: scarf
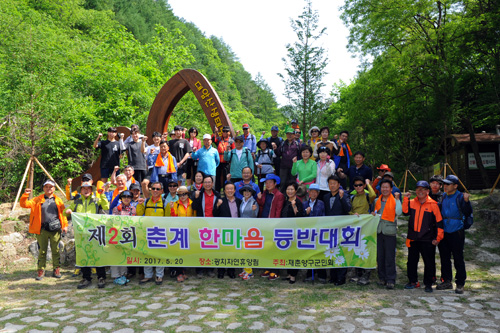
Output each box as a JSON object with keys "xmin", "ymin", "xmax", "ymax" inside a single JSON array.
[
  {"xmin": 338, "ymin": 142, "xmax": 352, "ymax": 157},
  {"xmin": 375, "ymin": 194, "xmax": 396, "ymax": 222},
  {"xmin": 156, "ymin": 152, "xmax": 176, "ymax": 173},
  {"xmin": 112, "ymin": 186, "xmax": 127, "ymax": 202}
]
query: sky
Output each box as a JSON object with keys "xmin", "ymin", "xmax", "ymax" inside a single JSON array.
[{"xmin": 167, "ymin": 0, "xmax": 361, "ymax": 107}]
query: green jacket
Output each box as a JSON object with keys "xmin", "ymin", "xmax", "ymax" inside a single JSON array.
[{"xmin": 67, "ymin": 194, "xmax": 110, "ymax": 216}]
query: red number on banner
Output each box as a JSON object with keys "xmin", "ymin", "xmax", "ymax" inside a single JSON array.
[{"xmin": 109, "ymin": 227, "xmax": 118, "ymax": 245}]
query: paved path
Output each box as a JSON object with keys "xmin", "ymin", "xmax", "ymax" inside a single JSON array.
[{"xmin": 1, "ymin": 271, "xmax": 500, "ymax": 332}]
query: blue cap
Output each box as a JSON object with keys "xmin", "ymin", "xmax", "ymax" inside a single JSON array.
[
  {"xmin": 260, "ymin": 173, "xmax": 280, "ymax": 185},
  {"xmin": 442, "ymin": 175, "xmax": 459, "ymax": 185},
  {"xmin": 415, "ymin": 180, "xmax": 430, "ymax": 189},
  {"xmin": 308, "ymin": 183, "xmax": 320, "ymax": 192},
  {"xmin": 271, "ymin": 126, "xmax": 279, "ymax": 131}
]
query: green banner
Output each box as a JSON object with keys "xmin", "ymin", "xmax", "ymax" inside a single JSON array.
[{"xmin": 72, "ymin": 213, "xmax": 379, "ymax": 269}]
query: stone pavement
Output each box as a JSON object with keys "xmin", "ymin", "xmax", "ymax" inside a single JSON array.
[{"xmin": 1, "ymin": 271, "xmax": 500, "ymax": 332}]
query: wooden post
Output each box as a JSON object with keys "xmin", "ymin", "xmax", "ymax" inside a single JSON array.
[
  {"xmin": 403, "ymin": 169, "xmax": 408, "ymax": 193},
  {"xmin": 446, "ymin": 163, "xmax": 470, "ymax": 194},
  {"xmin": 407, "ymin": 170, "xmax": 418, "ymax": 182},
  {"xmin": 33, "ymin": 157, "xmax": 66, "ymax": 197},
  {"xmin": 490, "ymin": 173, "xmax": 500, "ymax": 194},
  {"xmin": 10, "ymin": 157, "xmax": 32, "ymax": 214}
]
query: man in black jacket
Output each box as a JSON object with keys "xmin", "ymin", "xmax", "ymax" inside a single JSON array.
[{"xmin": 322, "ymin": 175, "xmax": 352, "ymax": 285}]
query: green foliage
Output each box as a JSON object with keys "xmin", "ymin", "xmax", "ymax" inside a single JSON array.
[
  {"xmin": 278, "ymin": 0, "xmax": 329, "ymax": 132},
  {"xmin": 329, "ymin": 0, "xmax": 500, "ymax": 182},
  {"xmin": 0, "ymin": 0, "xmax": 281, "ymax": 201}
]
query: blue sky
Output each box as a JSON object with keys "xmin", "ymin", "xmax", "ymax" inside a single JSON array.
[{"xmin": 168, "ymin": 0, "xmax": 360, "ymax": 106}]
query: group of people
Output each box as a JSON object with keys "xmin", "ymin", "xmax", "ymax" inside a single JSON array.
[{"xmin": 20, "ymin": 120, "xmax": 473, "ymax": 294}]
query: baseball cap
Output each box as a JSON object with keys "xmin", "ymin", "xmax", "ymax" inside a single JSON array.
[
  {"xmin": 82, "ymin": 173, "xmax": 93, "ymax": 181},
  {"xmin": 242, "ymin": 124, "xmax": 250, "ymax": 129},
  {"xmin": 129, "ymin": 183, "xmax": 141, "ymax": 191},
  {"xmin": 234, "ymin": 135, "xmax": 244, "ymax": 142},
  {"xmin": 442, "ymin": 175, "xmax": 459, "ymax": 185},
  {"xmin": 271, "ymin": 126, "xmax": 279, "ymax": 131},
  {"xmin": 377, "ymin": 164, "xmax": 391, "ymax": 171},
  {"xmin": 43, "ymin": 180, "xmax": 55, "ymax": 187},
  {"xmin": 308, "ymin": 183, "xmax": 320, "ymax": 192},
  {"xmin": 291, "ymin": 119, "xmax": 298, "ymax": 124},
  {"xmin": 222, "ymin": 126, "xmax": 230, "ymax": 132},
  {"xmin": 415, "ymin": 180, "xmax": 430, "ymax": 189},
  {"xmin": 77, "ymin": 181, "xmax": 96, "ymax": 192},
  {"xmin": 203, "ymin": 134, "xmax": 211, "ymax": 140},
  {"xmin": 384, "ymin": 172, "xmax": 395, "ymax": 179},
  {"xmin": 285, "ymin": 128, "xmax": 295, "ymax": 134},
  {"xmin": 119, "ymin": 190, "xmax": 133, "ymax": 199}
]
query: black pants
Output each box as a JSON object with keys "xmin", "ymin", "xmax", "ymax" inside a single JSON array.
[
  {"xmin": 279, "ymin": 167, "xmax": 293, "ymax": 193},
  {"xmin": 82, "ymin": 267, "xmax": 106, "ymax": 281},
  {"xmin": 329, "ymin": 268, "xmax": 347, "ymax": 283},
  {"xmin": 133, "ymin": 170, "xmax": 147, "ymax": 184},
  {"xmin": 407, "ymin": 241, "xmax": 436, "ymax": 286},
  {"xmin": 377, "ymin": 233, "xmax": 396, "ymax": 284},
  {"xmin": 287, "ymin": 269, "xmax": 299, "ymax": 277},
  {"xmin": 127, "ymin": 266, "xmax": 144, "ymax": 276},
  {"xmin": 215, "ymin": 162, "xmax": 230, "ymax": 192},
  {"xmin": 438, "ymin": 229, "xmax": 466, "ymax": 285}
]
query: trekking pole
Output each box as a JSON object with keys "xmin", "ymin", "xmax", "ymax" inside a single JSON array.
[{"xmin": 491, "ymin": 173, "xmax": 500, "ymax": 194}]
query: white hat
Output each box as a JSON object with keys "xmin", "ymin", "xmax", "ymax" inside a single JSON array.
[
  {"xmin": 43, "ymin": 180, "xmax": 55, "ymax": 187},
  {"xmin": 203, "ymin": 134, "xmax": 211, "ymax": 140}
]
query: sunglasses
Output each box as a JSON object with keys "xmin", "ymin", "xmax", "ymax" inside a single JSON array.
[
  {"xmin": 151, "ymin": 187, "xmax": 162, "ymax": 191},
  {"xmin": 121, "ymin": 195, "xmax": 132, "ymax": 199},
  {"xmin": 311, "ymin": 130, "xmax": 319, "ymax": 133},
  {"xmin": 223, "ymin": 130, "xmax": 230, "ymax": 132},
  {"xmin": 178, "ymin": 193, "xmax": 188, "ymax": 197},
  {"xmin": 354, "ymin": 184, "xmax": 364, "ymax": 187},
  {"xmin": 168, "ymin": 184, "xmax": 178, "ymax": 188}
]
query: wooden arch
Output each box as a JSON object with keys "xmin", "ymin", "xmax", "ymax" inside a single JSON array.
[{"xmin": 72, "ymin": 69, "xmax": 233, "ymax": 191}]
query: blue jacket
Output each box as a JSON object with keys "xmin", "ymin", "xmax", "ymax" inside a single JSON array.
[
  {"xmin": 303, "ymin": 199, "xmax": 325, "ymax": 217},
  {"xmin": 192, "ymin": 146, "xmax": 220, "ymax": 176},
  {"xmin": 243, "ymin": 133, "xmax": 257, "ymax": 153},
  {"xmin": 234, "ymin": 180, "xmax": 260, "ymax": 200},
  {"xmin": 440, "ymin": 191, "xmax": 473, "ymax": 233}
]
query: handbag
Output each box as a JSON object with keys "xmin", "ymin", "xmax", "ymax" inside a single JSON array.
[{"xmin": 45, "ymin": 219, "xmax": 61, "ymax": 232}]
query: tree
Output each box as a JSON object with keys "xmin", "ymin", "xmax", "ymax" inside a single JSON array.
[{"xmin": 278, "ymin": 0, "xmax": 328, "ymax": 131}]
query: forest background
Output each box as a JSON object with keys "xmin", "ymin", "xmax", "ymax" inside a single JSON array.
[{"xmin": 0, "ymin": 0, "xmax": 499, "ymax": 201}]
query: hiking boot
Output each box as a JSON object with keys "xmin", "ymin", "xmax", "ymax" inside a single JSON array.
[
  {"xmin": 436, "ymin": 281, "xmax": 453, "ymax": 290},
  {"xmin": 455, "ymin": 285, "xmax": 464, "ymax": 294},
  {"xmin": 207, "ymin": 271, "xmax": 216, "ymax": 278},
  {"xmin": 77, "ymin": 279, "xmax": 92, "ymax": 289},
  {"xmin": 357, "ymin": 276, "xmax": 370, "ymax": 286},
  {"xmin": 377, "ymin": 280, "xmax": 386, "ymax": 287},
  {"xmin": 349, "ymin": 277, "xmax": 359, "ymax": 283},
  {"xmin": 268, "ymin": 273, "xmax": 279, "ymax": 281},
  {"xmin": 91, "ymin": 268, "xmax": 97, "ymax": 274},
  {"xmin": 72, "ymin": 268, "xmax": 81, "ymax": 277},
  {"xmin": 155, "ymin": 276, "xmax": 163, "ymax": 285},
  {"xmin": 404, "ymin": 282, "xmax": 420, "ymax": 289},
  {"xmin": 53, "ymin": 267, "xmax": 62, "ymax": 278},
  {"xmin": 36, "ymin": 269, "xmax": 45, "ymax": 281},
  {"xmin": 424, "ymin": 285, "xmax": 433, "ymax": 293},
  {"xmin": 318, "ymin": 278, "xmax": 327, "ymax": 284},
  {"xmin": 97, "ymin": 278, "xmax": 106, "ymax": 289},
  {"xmin": 260, "ymin": 270, "xmax": 270, "ymax": 278},
  {"xmin": 177, "ymin": 274, "xmax": 185, "ymax": 283},
  {"xmin": 242, "ymin": 272, "xmax": 254, "ymax": 280},
  {"xmin": 386, "ymin": 282, "xmax": 395, "ymax": 290}
]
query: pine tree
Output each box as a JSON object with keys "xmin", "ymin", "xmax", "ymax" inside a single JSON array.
[{"xmin": 278, "ymin": 0, "xmax": 329, "ymax": 132}]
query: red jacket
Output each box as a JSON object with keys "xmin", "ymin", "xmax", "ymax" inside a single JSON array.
[
  {"xmin": 256, "ymin": 188, "xmax": 284, "ymax": 218},
  {"xmin": 403, "ymin": 196, "xmax": 444, "ymax": 243}
]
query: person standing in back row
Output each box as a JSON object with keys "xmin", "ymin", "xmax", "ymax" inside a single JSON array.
[
  {"xmin": 94, "ymin": 127, "xmax": 122, "ymax": 183},
  {"xmin": 169, "ymin": 125, "xmax": 192, "ymax": 186}
]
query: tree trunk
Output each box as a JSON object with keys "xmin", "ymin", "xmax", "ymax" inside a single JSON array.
[{"xmin": 465, "ymin": 118, "xmax": 490, "ymax": 188}]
